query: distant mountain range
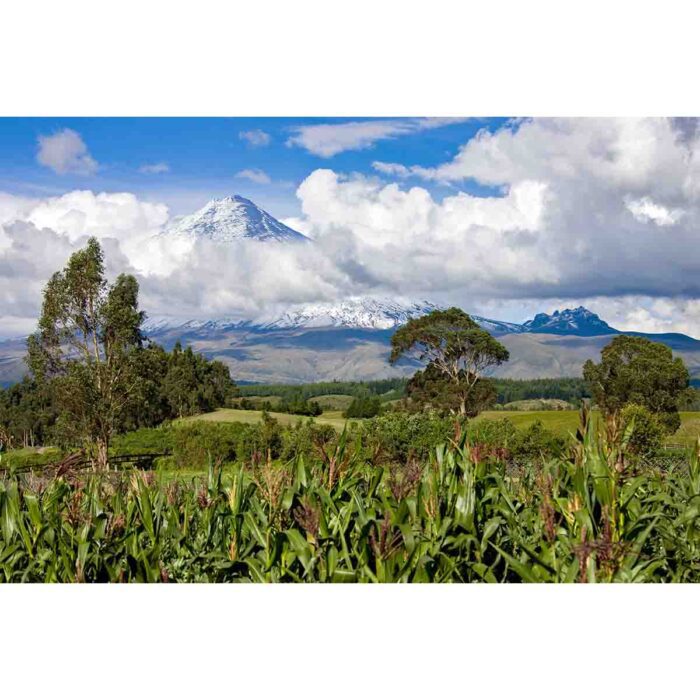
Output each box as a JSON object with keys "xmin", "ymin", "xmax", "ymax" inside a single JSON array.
[
  {"xmin": 136, "ymin": 298, "xmax": 700, "ymax": 384},
  {"xmin": 2, "ymin": 195, "xmax": 699, "ymax": 386}
]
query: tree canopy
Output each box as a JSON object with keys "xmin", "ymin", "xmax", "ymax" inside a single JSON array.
[
  {"xmin": 583, "ymin": 335, "xmax": 690, "ymax": 433},
  {"xmin": 26, "ymin": 238, "xmax": 145, "ymax": 468},
  {"xmin": 22, "ymin": 237, "xmax": 237, "ymax": 466},
  {"xmin": 390, "ymin": 308, "xmax": 509, "ymax": 416}
]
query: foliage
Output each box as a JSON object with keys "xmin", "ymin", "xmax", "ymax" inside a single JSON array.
[
  {"xmin": 25, "ymin": 237, "xmax": 146, "ymax": 468},
  {"xmin": 620, "ymin": 404, "xmax": 666, "ymax": 457},
  {"xmin": 359, "ymin": 411, "xmax": 456, "ymax": 462},
  {"xmin": 275, "ymin": 395, "xmax": 322, "ymax": 417},
  {"xmin": 405, "ymin": 364, "xmax": 496, "ymax": 416},
  {"xmin": 493, "ymin": 377, "xmax": 590, "ymax": 405},
  {"xmin": 3, "ymin": 409, "xmax": 700, "ymax": 582},
  {"xmin": 0, "ymin": 377, "xmax": 57, "ymax": 449},
  {"xmin": 390, "ymin": 308, "xmax": 509, "ymax": 416},
  {"xmin": 171, "ymin": 422, "xmax": 244, "ymax": 469},
  {"xmin": 238, "ymin": 376, "xmax": 593, "ymax": 407},
  {"xmin": 463, "ymin": 418, "xmax": 565, "ymax": 460},
  {"xmin": 160, "ymin": 342, "xmax": 237, "ymax": 418},
  {"xmin": 238, "ymin": 378, "xmax": 407, "ymax": 401},
  {"xmin": 583, "ymin": 335, "xmax": 690, "ymax": 433},
  {"xmin": 343, "ymin": 395, "xmax": 382, "ymax": 418}
]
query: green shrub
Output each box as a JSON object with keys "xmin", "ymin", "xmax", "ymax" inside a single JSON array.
[
  {"xmin": 361, "ymin": 411, "xmax": 455, "ymax": 461},
  {"xmin": 511, "ymin": 420, "xmax": 565, "ymax": 459},
  {"xmin": 111, "ymin": 426, "xmax": 174, "ymax": 455},
  {"xmin": 280, "ymin": 420, "xmax": 337, "ymax": 460},
  {"xmin": 172, "ymin": 422, "xmax": 245, "ymax": 469},
  {"xmin": 620, "ymin": 404, "xmax": 666, "ymax": 456},
  {"xmin": 234, "ymin": 412, "xmax": 284, "ymax": 462},
  {"xmin": 467, "ymin": 419, "xmax": 518, "ymax": 450}
]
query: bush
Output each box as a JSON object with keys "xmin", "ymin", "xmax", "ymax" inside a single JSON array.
[
  {"xmin": 111, "ymin": 426, "xmax": 174, "ymax": 455},
  {"xmin": 172, "ymin": 422, "xmax": 245, "ymax": 469},
  {"xmin": 620, "ymin": 404, "xmax": 666, "ymax": 456},
  {"xmin": 280, "ymin": 420, "xmax": 337, "ymax": 460},
  {"xmin": 234, "ymin": 412, "xmax": 284, "ymax": 462},
  {"xmin": 467, "ymin": 419, "xmax": 518, "ymax": 450},
  {"xmin": 511, "ymin": 420, "xmax": 565, "ymax": 459},
  {"xmin": 361, "ymin": 411, "xmax": 456, "ymax": 462}
]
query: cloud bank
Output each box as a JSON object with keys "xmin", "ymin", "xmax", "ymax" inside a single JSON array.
[{"xmin": 3, "ymin": 118, "xmax": 700, "ymax": 339}]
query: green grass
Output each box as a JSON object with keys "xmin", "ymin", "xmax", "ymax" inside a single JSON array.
[
  {"xmin": 0, "ymin": 446, "xmax": 63, "ymax": 469},
  {"xmin": 501, "ymin": 398, "xmax": 575, "ymax": 411},
  {"xmin": 670, "ymin": 412, "xmax": 700, "ymax": 447},
  {"xmin": 477, "ymin": 409, "xmax": 700, "ymax": 446},
  {"xmin": 307, "ymin": 394, "xmax": 354, "ymax": 411},
  {"xmin": 476, "ymin": 409, "xmax": 584, "ymax": 437},
  {"xmin": 183, "ymin": 407, "xmax": 700, "ymax": 445}
]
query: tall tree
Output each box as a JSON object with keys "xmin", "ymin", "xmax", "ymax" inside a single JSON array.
[
  {"xmin": 27, "ymin": 237, "xmax": 145, "ymax": 469},
  {"xmin": 389, "ymin": 308, "xmax": 509, "ymax": 416},
  {"xmin": 583, "ymin": 335, "xmax": 690, "ymax": 433}
]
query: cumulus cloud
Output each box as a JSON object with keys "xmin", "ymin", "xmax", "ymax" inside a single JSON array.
[
  {"xmin": 5, "ymin": 118, "xmax": 700, "ymax": 340},
  {"xmin": 235, "ymin": 168, "xmax": 271, "ymax": 184},
  {"xmin": 139, "ymin": 162, "xmax": 170, "ymax": 174},
  {"xmin": 287, "ymin": 118, "xmax": 470, "ymax": 157},
  {"xmin": 239, "ymin": 129, "xmax": 271, "ymax": 147},
  {"xmin": 36, "ymin": 129, "xmax": 98, "ymax": 175}
]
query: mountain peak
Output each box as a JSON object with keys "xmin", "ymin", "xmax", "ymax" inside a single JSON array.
[
  {"xmin": 164, "ymin": 195, "xmax": 309, "ymax": 243},
  {"xmin": 523, "ymin": 306, "xmax": 618, "ymax": 336}
]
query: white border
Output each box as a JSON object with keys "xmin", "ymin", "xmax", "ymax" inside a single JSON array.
[
  {"xmin": 2, "ymin": 1, "xmax": 699, "ymax": 696},
  {"xmin": 2, "ymin": 0, "xmax": 699, "ymax": 116}
]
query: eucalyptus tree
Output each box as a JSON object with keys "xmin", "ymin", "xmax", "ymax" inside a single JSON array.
[
  {"xmin": 27, "ymin": 237, "xmax": 145, "ymax": 469},
  {"xmin": 390, "ymin": 308, "xmax": 509, "ymax": 417}
]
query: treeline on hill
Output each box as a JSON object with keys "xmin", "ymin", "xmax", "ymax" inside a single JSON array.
[
  {"xmin": 236, "ymin": 394, "xmax": 322, "ymax": 417},
  {"xmin": 238, "ymin": 377, "xmax": 407, "ymax": 402},
  {"xmin": 0, "ymin": 341, "xmax": 237, "ymax": 450},
  {"xmin": 238, "ymin": 376, "xmax": 592, "ymax": 406}
]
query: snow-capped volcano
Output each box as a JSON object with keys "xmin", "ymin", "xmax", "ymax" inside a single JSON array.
[
  {"xmin": 259, "ymin": 298, "xmax": 441, "ymax": 330},
  {"xmin": 162, "ymin": 195, "xmax": 309, "ymax": 243}
]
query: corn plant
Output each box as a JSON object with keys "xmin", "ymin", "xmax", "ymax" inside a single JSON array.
[{"xmin": 2, "ymin": 411, "xmax": 700, "ymax": 583}]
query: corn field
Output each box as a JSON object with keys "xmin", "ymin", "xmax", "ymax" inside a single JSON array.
[{"xmin": 2, "ymin": 407, "xmax": 700, "ymax": 582}]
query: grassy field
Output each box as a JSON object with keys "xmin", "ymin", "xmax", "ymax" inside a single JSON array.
[
  {"xmin": 186, "ymin": 407, "xmax": 700, "ymax": 446},
  {"xmin": 181, "ymin": 407, "xmax": 355, "ymax": 430},
  {"xmin": 307, "ymin": 393, "xmax": 354, "ymax": 411}
]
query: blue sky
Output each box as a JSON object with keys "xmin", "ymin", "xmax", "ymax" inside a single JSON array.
[
  {"xmin": 0, "ymin": 117, "xmax": 509, "ymax": 217},
  {"xmin": 2, "ymin": 117, "xmax": 699, "ymax": 339}
]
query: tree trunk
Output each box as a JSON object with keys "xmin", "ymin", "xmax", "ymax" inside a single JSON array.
[{"xmin": 94, "ymin": 436, "xmax": 109, "ymax": 471}]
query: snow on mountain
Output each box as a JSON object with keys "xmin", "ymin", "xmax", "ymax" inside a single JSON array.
[
  {"xmin": 258, "ymin": 298, "xmax": 441, "ymax": 330},
  {"xmin": 162, "ymin": 195, "xmax": 309, "ymax": 243},
  {"xmin": 523, "ymin": 306, "xmax": 618, "ymax": 336},
  {"xmin": 142, "ymin": 316, "xmax": 251, "ymax": 334},
  {"xmin": 143, "ymin": 299, "xmax": 620, "ymax": 338},
  {"xmin": 471, "ymin": 315, "xmax": 526, "ymax": 335}
]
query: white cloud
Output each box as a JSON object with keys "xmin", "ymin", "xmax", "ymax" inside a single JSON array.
[
  {"xmin": 287, "ymin": 118, "xmax": 470, "ymax": 157},
  {"xmin": 139, "ymin": 162, "xmax": 170, "ymax": 174},
  {"xmin": 239, "ymin": 129, "xmax": 271, "ymax": 147},
  {"xmin": 5, "ymin": 118, "xmax": 700, "ymax": 341},
  {"xmin": 235, "ymin": 168, "xmax": 271, "ymax": 185},
  {"xmin": 626, "ymin": 196, "xmax": 683, "ymax": 226},
  {"xmin": 36, "ymin": 129, "xmax": 98, "ymax": 175}
]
